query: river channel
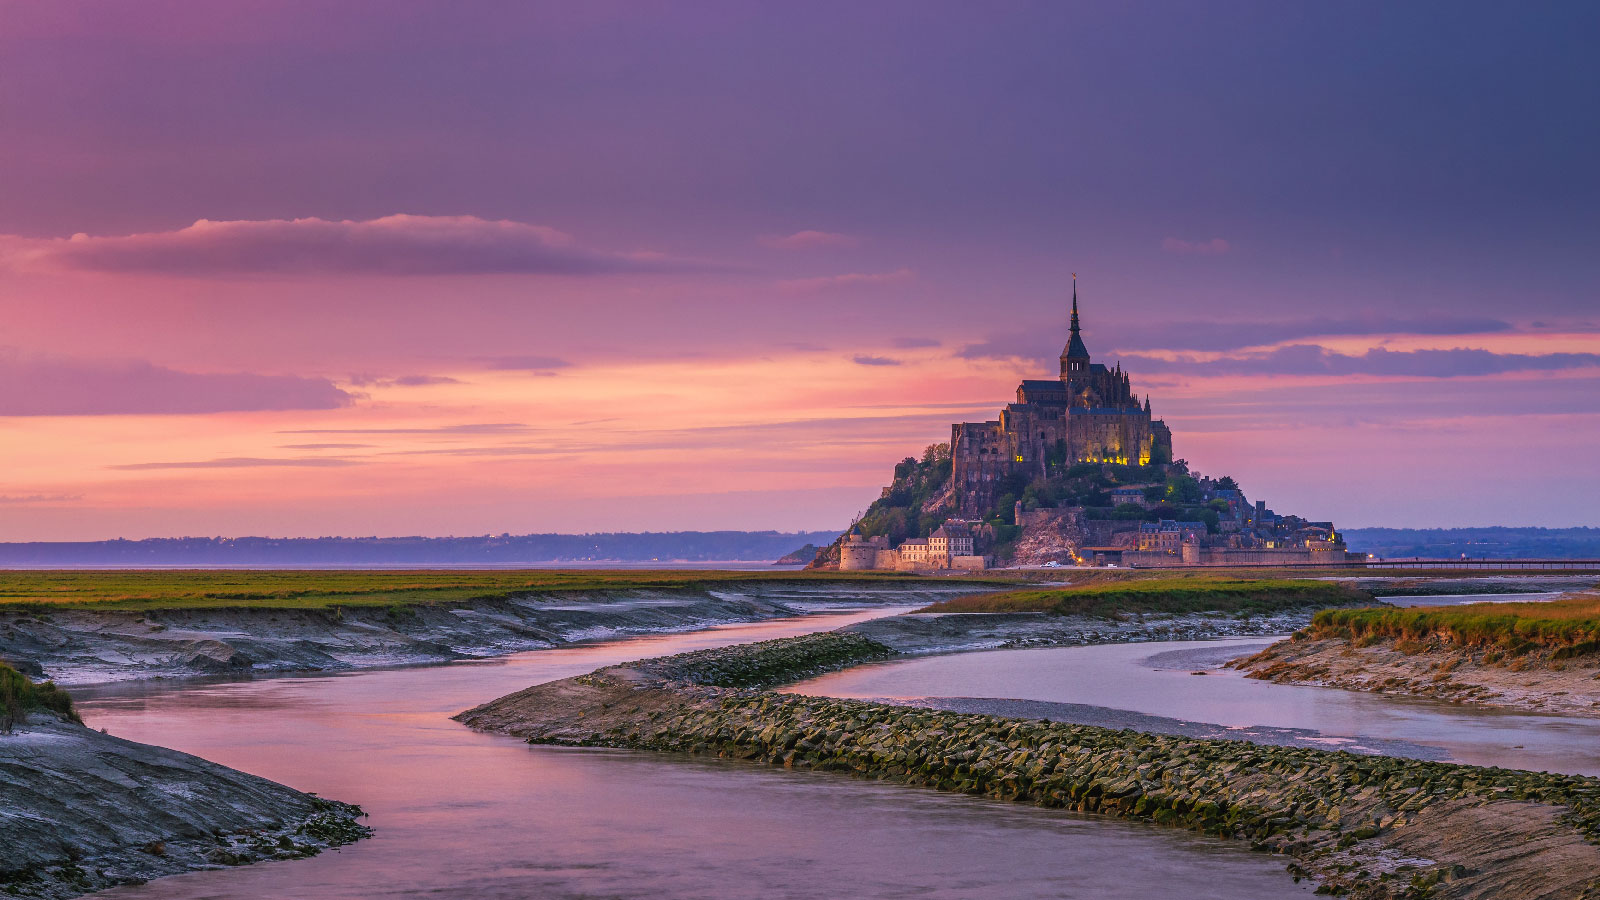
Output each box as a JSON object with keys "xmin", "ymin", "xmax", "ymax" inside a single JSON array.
[
  {"xmin": 74, "ymin": 607, "xmax": 1310, "ymax": 900},
  {"xmin": 790, "ymin": 636, "xmax": 1600, "ymax": 777}
]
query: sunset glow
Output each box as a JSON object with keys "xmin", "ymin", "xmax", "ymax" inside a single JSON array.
[{"xmin": 2, "ymin": 3, "xmax": 1596, "ymax": 539}]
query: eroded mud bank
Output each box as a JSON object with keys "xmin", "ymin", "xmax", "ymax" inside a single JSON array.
[
  {"xmin": 0, "ymin": 582, "xmax": 968, "ymax": 685},
  {"xmin": 0, "ymin": 714, "xmax": 367, "ymax": 900}
]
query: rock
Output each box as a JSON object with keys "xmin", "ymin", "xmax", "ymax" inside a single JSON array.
[{"xmin": 0, "ymin": 714, "xmax": 368, "ymax": 899}]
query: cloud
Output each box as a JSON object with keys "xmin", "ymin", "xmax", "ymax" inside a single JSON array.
[
  {"xmin": 6, "ymin": 215, "xmax": 699, "ymax": 277},
  {"xmin": 278, "ymin": 423, "xmax": 532, "ymax": 435},
  {"xmin": 1107, "ymin": 316, "xmax": 1514, "ymax": 352},
  {"xmin": 109, "ymin": 457, "xmax": 361, "ymax": 470},
  {"xmin": 956, "ymin": 331, "xmax": 1041, "ymax": 361},
  {"xmin": 851, "ymin": 355, "xmax": 902, "ymax": 367},
  {"xmin": 1161, "ymin": 237, "xmax": 1230, "ymax": 255},
  {"xmin": 778, "ymin": 268, "xmax": 913, "ymax": 294},
  {"xmin": 1124, "ymin": 345, "xmax": 1600, "ymax": 378},
  {"xmin": 347, "ymin": 373, "xmax": 462, "ymax": 387},
  {"xmin": 0, "ymin": 350, "xmax": 353, "ymax": 416},
  {"xmin": 759, "ymin": 230, "xmax": 862, "ymax": 250},
  {"xmin": 892, "ymin": 337, "xmax": 941, "ymax": 349},
  {"xmin": 279, "ymin": 443, "xmax": 374, "ymax": 450},
  {"xmin": 0, "ymin": 493, "xmax": 82, "ymax": 504},
  {"xmin": 957, "ymin": 315, "xmax": 1517, "ymax": 359},
  {"xmin": 483, "ymin": 355, "xmax": 573, "ymax": 373}
]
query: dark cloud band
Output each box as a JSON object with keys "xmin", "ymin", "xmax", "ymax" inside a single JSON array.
[{"xmin": 0, "ymin": 351, "xmax": 351, "ymax": 416}]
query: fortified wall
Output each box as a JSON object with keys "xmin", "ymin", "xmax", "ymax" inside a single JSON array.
[
  {"xmin": 1116, "ymin": 541, "xmax": 1358, "ymax": 568},
  {"xmin": 836, "ymin": 531, "xmax": 987, "ymax": 572}
]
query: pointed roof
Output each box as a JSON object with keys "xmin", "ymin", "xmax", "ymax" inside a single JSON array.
[{"xmin": 1064, "ymin": 273, "xmax": 1089, "ymax": 359}]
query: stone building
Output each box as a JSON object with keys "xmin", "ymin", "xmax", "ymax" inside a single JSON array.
[
  {"xmin": 837, "ymin": 523, "xmax": 986, "ymax": 571},
  {"xmin": 951, "ymin": 277, "xmax": 1173, "ymax": 516},
  {"xmin": 928, "ymin": 522, "xmax": 972, "ymax": 557},
  {"xmin": 1110, "ymin": 486, "xmax": 1149, "ymax": 508},
  {"xmin": 1136, "ymin": 520, "xmax": 1207, "ymax": 552},
  {"xmin": 898, "ymin": 538, "xmax": 930, "ymax": 566}
]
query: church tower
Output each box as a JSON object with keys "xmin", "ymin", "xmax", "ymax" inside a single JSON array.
[{"xmin": 1059, "ymin": 274, "xmax": 1090, "ymax": 382}]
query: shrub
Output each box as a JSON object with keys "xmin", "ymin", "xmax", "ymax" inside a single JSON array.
[{"xmin": 0, "ymin": 662, "xmax": 82, "ymax": 733}]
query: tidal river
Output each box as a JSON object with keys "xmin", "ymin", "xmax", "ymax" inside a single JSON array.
[
  {"xmin": 74, "ymin": 607, "xmax": 1309, "ymax": 900},
  {"xmin": 790, "ymin": 635, "xmax": 1600, "ymax": 777}
]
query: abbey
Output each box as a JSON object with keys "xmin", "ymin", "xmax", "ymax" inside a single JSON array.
[{"xmin": 951, "ymin": 278, "xmax": 1172, "ymax": 516}]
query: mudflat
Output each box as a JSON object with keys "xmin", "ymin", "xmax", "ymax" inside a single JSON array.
[{"xmin": 0, "ymin": 714, "xmax": 366, "ymax": 899}]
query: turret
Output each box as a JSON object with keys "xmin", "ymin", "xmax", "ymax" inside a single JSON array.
[{"xmin": 1059, "ymin": 274, "xmax": 1090, "ymax": 381}]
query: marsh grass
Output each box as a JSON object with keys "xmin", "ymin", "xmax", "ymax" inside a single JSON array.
[
  {"xmin": 1311, "ymin": 591, "xmax": 1600, "ymax": 656},
  {"xmin": 0, "ymin": 662, "xmax": 81, "ymax": 733},
  {"xmin": 919, "ymin": 578, "xmax": 1371, "ymax": 618},
  {"xmin": 0, "ymin": 569, "xmax": 1012, "ymax": 612}
]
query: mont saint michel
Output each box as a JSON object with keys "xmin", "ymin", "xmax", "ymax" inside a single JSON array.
[{"xmin": 817, "ymin": 280, "xmax": 1352, "ymax": 571}]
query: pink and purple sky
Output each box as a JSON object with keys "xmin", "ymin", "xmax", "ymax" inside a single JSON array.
[{"xmin": 2, "ymin": 2, "xmax": 1597, "ymax": 541}]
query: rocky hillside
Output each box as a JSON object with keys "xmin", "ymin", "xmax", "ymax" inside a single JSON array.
[{"xmin": 810, "ymin": 444, "xmax": 956, "ymax": 569}]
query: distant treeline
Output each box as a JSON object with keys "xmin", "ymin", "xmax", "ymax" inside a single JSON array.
[
  {"xmin": 1342, "ymin": 527, "xmax": 1600, "ymax": 560},
  {"xmin": 0, "ymin": 532, "xmax": 841, "ymax": 566}
]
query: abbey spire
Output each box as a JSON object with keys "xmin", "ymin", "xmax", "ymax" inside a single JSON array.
[{"xmin": 1061, "ymin": 273, "xmax": 1090, "ymax": 379}]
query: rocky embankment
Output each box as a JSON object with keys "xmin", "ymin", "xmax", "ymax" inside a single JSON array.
[
  {"xmin": 1232, "ymin": 636, "xmax": 1600, "ymax": 718},
  {"xmin": 0, "ymin": 582, "xmax": 965, "ymax": 685},
  {"xmin": 459, "ymin": 632, "xmax": 1600, "ymax": 900},
  {"xmin": 1, "ymin": 712, "xmax": 367, "ymax": 899},
  {"xmin": 842, "ymin": 608, "xmax": 1319, "ymax": 654}
]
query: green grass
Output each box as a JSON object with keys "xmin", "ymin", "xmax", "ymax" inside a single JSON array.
[
  {"xmin": 1311, "ymin": 591, "xmax": 1600, "ymax": 655},
  {"xmin": 0, "ymin": 662, "xmax": 81, "ymax": 732},
  {"xmin": 0, "ymin": 569, "xmax": 1014, "ymax": 612},
  {"xmin": 919, "ymin": 578, "xmax": 1373, "ymax": 618}
]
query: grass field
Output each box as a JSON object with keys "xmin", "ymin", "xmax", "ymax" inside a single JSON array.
[
  {"xmin": 0, "ymin": 567, "xmax": 1572, "ymax": 614},
  {"xmin": 1310, "ymin": 590, "xmax": 1600, "ymax": 656},
  {"xmin": 0, "ymin": 569, "xmax": 1019, "ymax": 612},
  {"xmin": 919, "ymin": 577, "xmax": 1372, "ymax": 617}
]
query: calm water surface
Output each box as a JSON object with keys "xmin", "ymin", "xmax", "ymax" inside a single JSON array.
[
  {"xmin": 76, "ymin": 608, "xmax": 1307, "ymax": 900},
  {"xmin": 791, "ymin": 635, "xmax": 1600, "ymax": 776},
  {"xmin": 1382, "ymin": 591, "xmax": 1567, "ymax": 607}
]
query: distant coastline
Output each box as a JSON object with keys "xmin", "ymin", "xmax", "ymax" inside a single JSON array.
[
  {"xmin": 0, "ymin": 531, "xmax": 838, "ymax": 568},
  {"xmin": 1342, "ymin": 526, "xmax": 1600, "ymax": 560},
  {"xmin": 1, "ymin": 526, "xmax": 1596, "ymax": 568}
]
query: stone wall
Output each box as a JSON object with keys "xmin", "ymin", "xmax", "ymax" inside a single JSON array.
[{"xmin": 1122, "ymin": 546, "xmax": 1354, "ymax": 567}]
